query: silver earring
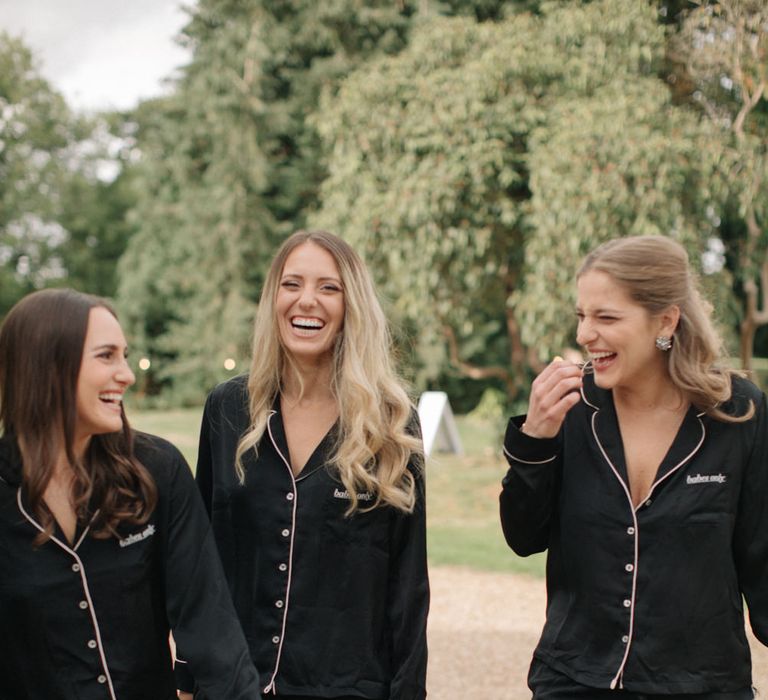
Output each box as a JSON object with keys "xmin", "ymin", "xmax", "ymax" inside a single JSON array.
[{"xmin": 655, "ymin": 336, "xmax": 672, "ymax": 352}]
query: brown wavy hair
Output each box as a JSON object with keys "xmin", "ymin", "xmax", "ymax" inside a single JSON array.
[
  {"xmin": 579, "ymin": 235, "xmax": 753, "ymax": 422},
  {"xmin": 0, "ymin": 288, "xmax": 157, "ymax": 544}
]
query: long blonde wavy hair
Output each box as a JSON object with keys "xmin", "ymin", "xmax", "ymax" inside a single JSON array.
[
  {"xmin": 235, "ymin": 230, "xmax": 423, "ymax": 513},
  {"xmin": 578, "ymin": 235, "xmax": 753, "ymax": 422}
]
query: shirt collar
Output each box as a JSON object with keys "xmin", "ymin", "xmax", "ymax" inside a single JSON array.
[{"xmin": 582, "ymin": 374, "xmax": 705, "ymax": 485}]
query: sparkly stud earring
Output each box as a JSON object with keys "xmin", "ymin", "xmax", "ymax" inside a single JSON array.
[{"xmin": 655, "ymin": 336, "xmax": 672, "ymax": 351}]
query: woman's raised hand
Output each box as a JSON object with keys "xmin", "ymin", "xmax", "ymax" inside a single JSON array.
[{"xmin": 522, "ymin": 358, "xmax": 583, "ymax": 439}]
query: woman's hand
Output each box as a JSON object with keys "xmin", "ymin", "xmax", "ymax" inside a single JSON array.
[
  {"xmin": 178, "ymin": 692, "xmax": 193, "ymax": 700},
  {"xmin": 522, "ymin": 358, "xmax": 583, "ymax": 439}
]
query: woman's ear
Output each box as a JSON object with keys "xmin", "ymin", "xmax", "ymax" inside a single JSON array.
[{"xmin": 659, "ymin": 304, "xmax": 681, "ymax": 337}]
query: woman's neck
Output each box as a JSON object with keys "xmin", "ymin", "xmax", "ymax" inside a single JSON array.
[
  {"xmin": 282, "ymin": 360, "xmax": 335, "ymax": 406},
  {"xmin": 18, "ymin": 434, "xmax": 84, "ymax": 481},
  {"xmin": 613, "ymin": 377, "xmax": 687, "ymax": 414}
]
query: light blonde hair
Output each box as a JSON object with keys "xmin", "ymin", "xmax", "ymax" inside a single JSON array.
[
  {"xmin": 579, "ymin": 235, "xmax": 753, "ymax": 422},
  {"xmin": 235, "ymin": 230, "xmax": 423, "ymax": 513}
]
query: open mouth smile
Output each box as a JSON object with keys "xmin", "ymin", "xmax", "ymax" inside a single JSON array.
[
  {"xmin": 99, "ymin": 392, "xmax": 124, "ymax": 410},
  {"xmin": 290, "ymin": 317, "xmax": 326, "ymax": 335},
  {"xmin": 589, "ymin": 351, "xmax": 617, "ymax": 370}
]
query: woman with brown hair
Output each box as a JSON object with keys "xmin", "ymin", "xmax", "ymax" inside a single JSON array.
[
  {"xmin": 501, "ymin": 235, "xmax": 767, "ymax": 698},
  {"xmin": 176, "ymin": 230, "xmax": 429, "ymax": 700},
  {"xmin": 0, "ymin": 288, "xmax": 260, "ymax": 700}
]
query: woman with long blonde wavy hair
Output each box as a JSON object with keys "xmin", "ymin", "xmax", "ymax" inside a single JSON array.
[{"xmin": 176, "ymin": 230, "xmax": 429, "ymax": 700}]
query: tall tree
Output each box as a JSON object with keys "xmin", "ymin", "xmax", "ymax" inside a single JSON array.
[
  {"xmin": 0, "ymin": 33, "xmax": 77, "ymax": 315},
  {"xmin": 0, "ymin": 33, "xmax": 127, "ymax": 317},
  {"xmin": 311, "ymin": 0, "xmax": 731, "ymax": 401},
  {"xmin": 672, "ymin": 0, "xmax": 768, "ymax": 368},
  {"xmin": 118, "ymin": 0, "xmax": 416, "ymax": 402}
]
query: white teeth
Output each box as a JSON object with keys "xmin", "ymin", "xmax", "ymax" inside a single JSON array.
[
  {"xmin": 292, "ymin": 317, "xmax": 324, "ymax": 329},
  {"xmin": 99, "ymin": 393, "xmax": 123, "ymax": 403},
  {"xmin": 590, "ymin": 352, "xmax": 615, "ymax": 360}
]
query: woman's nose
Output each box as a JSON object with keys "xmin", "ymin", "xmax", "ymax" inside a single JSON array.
[
  {"xmin": 298, "ymin": 287, "xmax": 317, "ymax": 308},
  {"xmin": 116, "ymin": 359, "xmax": 136, "ymax": 387},
  {"xmin": 576, "ymin": 318, "xmax": 596, "ymax": 346}
]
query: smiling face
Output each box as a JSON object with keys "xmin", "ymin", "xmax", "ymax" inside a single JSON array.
[
  {"xmin": 276, "ymin": 241, "xmax": 345, "ymax": 365},
  {"xmin": 576, "ymin": 270, "xmax": 677, "ymax": 393},
  {"xmin": 74, "ymin": 307, "xmax": 135, "ymax": 453}
]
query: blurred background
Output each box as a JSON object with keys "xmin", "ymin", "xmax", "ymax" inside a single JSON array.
[{"xmin": 1, "ymin": 0, "xmax": 766, "ymax": 419}]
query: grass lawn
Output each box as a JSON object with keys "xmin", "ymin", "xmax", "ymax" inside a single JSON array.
[{"xmin": 128, "ymin": 406, "xmax": 545, "ymax": 578}]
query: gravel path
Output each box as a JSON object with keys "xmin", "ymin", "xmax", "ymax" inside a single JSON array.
[{"xmin": 427, "ymin": 566, "xmax": 768, "ymax": 699}]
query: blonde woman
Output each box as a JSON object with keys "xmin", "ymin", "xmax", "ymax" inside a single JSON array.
[
  {"xmin": 176, "ymin": 230, "xmax": 429, "ymax": 700},
  {"xmin": 501, "ymin": 235, "xmax": 766, "ymax": 698}
]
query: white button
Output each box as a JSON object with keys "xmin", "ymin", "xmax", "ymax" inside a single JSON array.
[
  {"xmin": 87, "ymin": 640, "xmax": 97, "ymax": 649},
  {"xmin": 627, "ymin": 527, "xmax": 635, "ymax": 535},
  {"xmin": 645, "ymin": 499, "xmax": 652, "ymax": 507},
  {"xmin": 272, "ymin": 636, "xmax": 280, "ymax": 644},
  {"xmin": 622, "ymin": 635, "xmax": 629, "ymax": 644},
  {"xmin": 79, "ymin": 600, "xmax": 88, "ymax": 610},
  {"xmin": 623, "ymin": 599, "xmax": 631, "ymax": 608},
  {"xmin": 278, "ymin": 563, "xmax": 287, "ymax": 572},
  {"xmin": 97, "ymin": 675, "xmax": 107, "ymax": 684},
  {"xmin": 286, "ymin": 493, "xmax": 294, "ymax": 501},
  {"xmin": 625, "ymin": 564, "xmax": 634, "ymax": 573},
  {"xmin": 281, "ymin": 528, "xmax": 290, "ymax": 537},
  {"xmin": 72, "ymin": 563, "xmax": 81, "ymax": 572},
  {"xmin": 275, "ymin": 600, "xmax": 284, "ymax": 608}
]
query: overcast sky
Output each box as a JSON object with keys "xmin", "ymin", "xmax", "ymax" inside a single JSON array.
[{"xmin": 0, "ymin": 0, "xmax": 193, "ymax": 112}]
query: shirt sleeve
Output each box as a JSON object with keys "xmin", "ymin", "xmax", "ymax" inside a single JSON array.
[
  {"xmin": 161, "ymin": 445, "xmax": 260, "ymax": 699},
  {"xmin": 499, "ymin": 414, "xmax": 562, "ymax": 557},
  {"xmin": 733, "ymin": 392, "xmax": 768, "ymax": 647},
  {"xmin": 387, "ymin": 461, "xmax": 430, "ymax": 700}
]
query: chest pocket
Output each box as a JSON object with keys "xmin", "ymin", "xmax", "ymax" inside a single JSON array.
[{"xmin": 322, "ymin": 490, "xmax": 387, "ymax": 551}]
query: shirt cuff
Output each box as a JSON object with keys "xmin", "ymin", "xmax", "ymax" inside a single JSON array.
[{"xmin": 503, "ymin": 415, "xmax": 559, "ymax": 464}]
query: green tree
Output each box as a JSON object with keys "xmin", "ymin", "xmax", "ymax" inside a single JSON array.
[
  {"xmin": 0, "ymin": 33, "xmax": 131, "ymax": 317},
  {"xmin": 0, "ymin": 33, "xmax": 74, "ymax": 314},
  {"xmin": 118, "ymin": 0, "xmax": 416, "ymax": 403},
  {"xmin": 672, "ymin": 0, "xmax": 767, "ymax": 368},
  {"xmin": 311, "ymin": 0, "xmax": 731, "ymax": 401},
  {"xmin": 518, "ymin": 79, "xmax": 734, "ymax": 357}
]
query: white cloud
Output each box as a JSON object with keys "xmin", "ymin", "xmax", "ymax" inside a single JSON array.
[{"xmin": 0, "ymin": 0, "xmax": 192, "ymax": 112}]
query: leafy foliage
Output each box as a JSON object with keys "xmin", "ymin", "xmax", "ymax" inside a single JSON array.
[
  {"xmin": 672, "ymin": 0, "xmax": 768, "ymax": 367},
  {"xmin": 0, "ymin": 33, "xmax": 126, "ymax": 317},
  {"xmin": 311, "ymin": 0, "xmax": 731, "ymax": 396},
  {"xmin": 117, "ymin": 0, "xmax": 416, "ymax": 402}
]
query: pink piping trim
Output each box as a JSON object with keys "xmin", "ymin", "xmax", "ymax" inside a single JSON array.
[
  {"xmin": 16, "ymin": 490, "xmax": 118, "ymax": 700},
  {"xmin": 502, "ymin": 445, "xmax": 557, "ymax": 464},
  {"xmin": 262, "ymin": 411, "xmax": 299, "ymax": 696},
  {"xmin": 589, "ymin": 409, "xmax": 705, "ymax": 688}
]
